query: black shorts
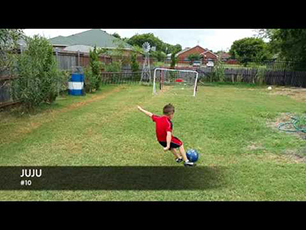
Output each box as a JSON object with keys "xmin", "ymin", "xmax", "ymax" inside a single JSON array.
[{"xmin": 159, "ymin": 137, "xmax": 182, "ymax": 150}]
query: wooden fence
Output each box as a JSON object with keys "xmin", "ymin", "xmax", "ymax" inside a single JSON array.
[
  {"xmin": 264, "ymin": 70, "xmax": 306, "ymax": 87},
  {"xmin": 1, "ymin": 67, "xmax": 306, "ymax": 108},
  {"xmin": 54, "ymin": 50, "xmax": 112, "ymax": 70},
  {"xmin": 54, "ymin": 50, "xmax": 147, "ymax": 71},
  {"xmin": 197, "ymin": 68, "xmax": 306, "ymax": 87},
  {"xmin": 101, "ymin": 72, "xmax": 143, "ymax": 84},
  {"xmin": 0, "ymin": 75, "xmax": 17, "ymax": 104}
]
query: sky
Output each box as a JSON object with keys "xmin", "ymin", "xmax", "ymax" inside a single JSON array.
[{"xmin": 23, "ymin": 29, "xmax": 260, "ymax": 52}]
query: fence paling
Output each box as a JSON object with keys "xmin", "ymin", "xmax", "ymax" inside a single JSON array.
[
  {"xmin": 100, "ymin": 72, "xmax": 142, "ymax": 85},
  {"xmin": 198, "ymin": 67, "xmax": 306, "ymax": 87}
]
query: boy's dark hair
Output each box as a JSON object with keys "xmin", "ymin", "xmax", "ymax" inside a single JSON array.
[{"xmin": 163, "ymin": 103, "xmax": 175, "ymax": 115}]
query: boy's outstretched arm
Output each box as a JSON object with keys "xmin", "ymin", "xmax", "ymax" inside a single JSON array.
[{"xmin": 137, "ymin": 106, "xmax": 153, "ymax": 117}]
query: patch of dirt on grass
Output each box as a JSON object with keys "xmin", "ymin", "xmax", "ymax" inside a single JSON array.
[
  {"xmin": 266, "ymin": 113, "xmax": 306, "ymax": 140},
  {"xmin": 244, "ymin": 141, "xmax": 305, "ymax": 164},
  {"xmin": 269, "ymin": 86, "xmax": 306, "ymax": 102},
  {"xmin": 282, "ymin": 149, "xmax": 306, "ymax": 163},
  {"xmin": 246, "ymin": 142, "xmax": 265, "ymax": 151},
  {"xmin": 242, "ymin": 150, "xmax": 306, "ymax": 164},
  {"xmin": 59, "ymin": 86, "xmax": 124, "ymax": 112}
]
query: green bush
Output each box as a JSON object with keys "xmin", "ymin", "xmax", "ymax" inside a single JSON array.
[
  {"xmin": 84, "ymin": 46, "xmax": 103, "ymax": 93},
  {"xmin": 89, "ymin": 46, "xmax": 102, "ymax": 91},
  {"xmin": 131, "ymin": 53, "xmax": 139, "ymax": 72},
  {"xmin": 103, "ymin": 61, "xmax": 121, "ymax": 72},
  {"xmin": 212, "ymin": 61, "xmax": 225, "ymax": 82},
  {"xmin": 187, "ymin": 53, "xmax": 201, "ymax": 64},
  {"xmin": 58, "ymin": 70, "xmax": 71, "ymax": 95},
  {"xmin": 255, "ymin": 67, "xmax": 266, "ymax": 85},
  {"xmin": 11, "ymin": 35, "xmax": 62, "ymax": 111},
  {"xmin": 84, "ymin": 66, "xmax": 99, "ymax": 93}
]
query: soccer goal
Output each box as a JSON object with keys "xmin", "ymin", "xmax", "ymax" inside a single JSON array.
[{"xmin": 153, "ymin": 68, "xmax": 199, "ymax": 97}]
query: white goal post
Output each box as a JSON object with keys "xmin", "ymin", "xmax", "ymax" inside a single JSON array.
[{"xmin": 153, "ymin": 68, "xmax": 199, "ymax": 97}]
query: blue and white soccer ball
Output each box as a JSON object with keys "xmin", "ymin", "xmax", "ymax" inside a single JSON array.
[{"xmin": 186, "ymin": 149, "xmax": 199, "ymax": 162}]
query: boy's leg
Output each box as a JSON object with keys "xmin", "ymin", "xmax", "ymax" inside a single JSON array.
[
  {"xmin": 178, "ymin": 144, "xmax": 188, "ymax": 162},
  {"xmin": 179, "ymin": 144, "xmax": 195, "ymax": 166},
  {"xmin": 170, "ymin": 148, "xmax": 183, "ymax": 160}
]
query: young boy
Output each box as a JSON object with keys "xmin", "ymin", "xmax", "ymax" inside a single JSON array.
[{"xmin": 137, "ymin": 103, "xmax": 195, "ymax": 167}]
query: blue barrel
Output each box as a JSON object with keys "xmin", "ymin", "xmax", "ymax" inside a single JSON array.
[{"xmin": 68, "ymin": 73, "xmax": 84, "ymax": 96}]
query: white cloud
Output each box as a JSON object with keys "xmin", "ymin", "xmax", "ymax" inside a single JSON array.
[
  {"xmin": 23, "ymin": 28, "xmax": 258, "ymax": 52},
  {"xmin": 202, "ymin": 29, "xmax": 257, "ymax": 51}
]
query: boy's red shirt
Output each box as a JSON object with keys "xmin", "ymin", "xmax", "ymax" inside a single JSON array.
[{"xmin": 151, "ymin": 115, "xmax": 173, "ymax": 142}]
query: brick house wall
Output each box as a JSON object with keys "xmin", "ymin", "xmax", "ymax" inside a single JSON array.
[
  {"xmin": 201, "ymin": 51, "xmax": 218, "ymax": 64},
  {"xmin": 177, "ymin": 46, "xmax": 207, "ymax": 64}
]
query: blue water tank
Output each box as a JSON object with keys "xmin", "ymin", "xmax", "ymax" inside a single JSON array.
[{"xmin": 68, "ymin": 73, "xmax": 84, "ymax": 96}]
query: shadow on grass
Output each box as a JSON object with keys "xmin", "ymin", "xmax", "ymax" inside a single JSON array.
[{"xmin": 0, "ymin": 166, "xmax": 227, "ymax": 191}]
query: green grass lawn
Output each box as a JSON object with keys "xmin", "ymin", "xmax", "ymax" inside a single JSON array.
[{"xmin": 0, "ymin": 83, "xmax": 305, "ymax": 201}]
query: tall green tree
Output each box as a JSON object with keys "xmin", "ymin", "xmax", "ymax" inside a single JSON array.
[
  {"xmin": 126, "ymin": 33, "xmax": 182, "ymax": 55},
  {"xmin": 112, "ymin": 32, "xmax": 121, "ymax": 39},
  {"xmin": 164, "ymin": 44, "xmax": 182, "ymax": 54},
  {"xmin": 229, "ymin": 37, "xmax": 272, "ymax": 66},
  {"xmin": 0, "ymin": 29, "xmax": 24, "ymax": 75},
  {"xmin": 131, "ymin": 45, "xmax": 142, "ymax": 72},
  {"xmin": 170, "ymin": 47, "xmax": 181, "ymax": 68},
  {"xmin": 85, "ymin": 45, "xmax": 102, "ymax": 92},
  {"xmin": 127, "ymin": 33, "xmax": 163, "ymax": 51},
  {"xmin": 257, "ymin": 29, "xmax": 282, "ymax": 56},
  {"xmin": 151, "ymin": 50, "xmax": 166, "ymax": 62},
  {"xmin": 11, "ymin": 35, "xmax": 63, "ymax": 110},
  {"xmin": 262, "ymin": 29, "xmax": 306, "ymax": 70},
  {"xmin": 131, "ymin": 52, "xmax": 139, "ymax": 72}
]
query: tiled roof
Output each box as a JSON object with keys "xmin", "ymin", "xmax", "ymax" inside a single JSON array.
[{"xmin": 49, "ymin": 29, "xmax": 132, "ymax": 49}]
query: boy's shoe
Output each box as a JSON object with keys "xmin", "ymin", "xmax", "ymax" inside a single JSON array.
[
  {"xmin": 175, "ymin": 157, "xmax": 183, "ymax": 163},
  {"xmin": 184, "ymin": 161, "xmax": 196, "ymax": 167}
]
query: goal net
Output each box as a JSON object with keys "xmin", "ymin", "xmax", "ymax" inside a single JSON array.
[{"xmin": 153, "ymin": 68, "xmax": 199, "ymax": 96}]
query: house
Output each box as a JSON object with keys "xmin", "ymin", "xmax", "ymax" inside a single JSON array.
[
  {"xmin": 48, "ymin": 29, "xmax": 147, "ymax": 70},
  {"xmin": 217, "ymin": 51, "xmax": 231, "ymax": 62},
  {"xmin": 170, "ymin": 45, "xmax": 218, "ymax": 65},
  {"xmin": 200, "ymin": 50, "xmax": 218, "ymax": 64},
  {"xmin": 48, "ymin": 29, "xmax": 133, "ymax": 56},
  {"xmin": 175, "ymin": 45, "xmax": 206, "ymax": 64}
]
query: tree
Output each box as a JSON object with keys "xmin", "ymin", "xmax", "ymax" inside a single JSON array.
[
  {"xmin": 85, "ymin": 45, "xmax": 102, "ymax": 93},
  {"xmin": 0, "ymin": 29, "xmax": 24, "ymax": 75},
  {"xmin": 170, "ymin": 47, "xmax": 181, "ymax": 68},
  {"xmin": 131, "ymin": 45, "xmax": 142, "ymax": 72},
  {"xmin": 131, "ymin": 52, "xmax": 139, "ymax": 72},
  {"xmin": 112, "ymin": 32, "xmax": 121, "ymax": 39},
  {"xmin": 96, "ymin": 40, "xmax": 126, "ymax": 73},
  {"xmin": 229, "ymin": 37, "xmax": 272, "ymax": 66},
  {"xmin": 11, "ymin": 35, "xmax": 63, "ymax": 110},
  {"xmin": 151, "ymin": 50, "xmax": 166, "ymax": 62},
  {"xmin": 262, "ymin": 29, "xmax": 306, "ymax": 70},
  {"xmin": 187, "ymin": 53, "xmax": 201, "ymax": 64},
  {"xmin": 164, "ymin": 44, "xmax": 182, "ymax": 54},
  {"xmin": 126, "ymin": 33, "xmax": 163, "ymax": 51},
  {"xmin": 126, "ymin": 33, "xmax": 182, "ymax": 55},
  {"xmin": 256, "ymin": 29, "xmax": 281, "ymax": 56}
]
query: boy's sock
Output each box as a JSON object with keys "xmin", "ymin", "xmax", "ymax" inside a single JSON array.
[
  {"xmin": 184, "ymin": 160, "xmax": 196, "ymax": 166},
  {"xmin": 175, "ymin": 157, "xmax": 183, "ymax": 163}
]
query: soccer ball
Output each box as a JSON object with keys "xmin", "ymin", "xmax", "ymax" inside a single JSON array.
[
  {"xmin": 268, "ymin": 86, "xmax": 272, "ymax": 90},
  {"xmin": 186, "ymin": 149, "xmax": 199, "ymax": 162}
]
